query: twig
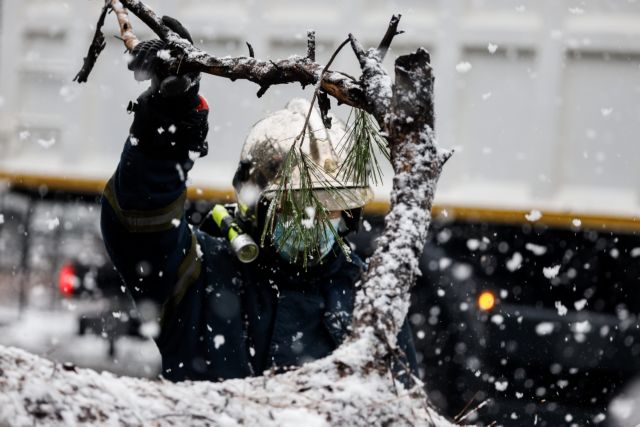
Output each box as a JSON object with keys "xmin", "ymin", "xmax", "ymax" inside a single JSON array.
[
  {"xmin": 317, "ymin": 90, "xmax": 332, "ymax": 128},
  {"xmin": 377, "ymin": 14, "xmax": 404, "ymax": 61},
  {"xmin": 307, "ymin": 30, "xmax": 316, "ymax": 61},
  {"xmin": 453, "ymin": 391, "xmax": 481, "ymax": 422},
  {"xmin": 105, "ymin": 0, "xmax": 368, "ymax": 110},
  {"xmin": 246, "ymin": 41, "xmax": 255, "ymax": 58},
  {"xmin": 152, "ymin": 412, "xmax": 217, "ymax": 423},
  {"xmin": 73, "ymin": 0, "xmax": 110, "ymax": 83},
  {"xmin": 456, "ymin": 399, "xmax": 489, "ymax": 423},
  {"xmin": 111, "ymin": 0, "xmax": 139, "ymax": 51},
  {"xmin": 295, "ymin": 37, "xmax": 350, "ymax": 147}
]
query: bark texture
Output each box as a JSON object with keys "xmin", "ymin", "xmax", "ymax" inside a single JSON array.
[{"xmin": 0, "ymin": 2, "xmax": 458, "ymax": 426}]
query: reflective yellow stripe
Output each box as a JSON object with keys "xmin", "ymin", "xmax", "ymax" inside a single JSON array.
[
  {"xmin": 3, "ymin": 171, "xmax": 639, "ymax": 232},
  {"xmin": 102, "ymin": 177, "xmax": 186, "ymax": 233},
  {"xmin": 428, "ymin": 205, "xmax": 640, "ymax": 233},
  {"xmin": 160, "ymin": 232, "xmax": 202, "ymax": 326}
]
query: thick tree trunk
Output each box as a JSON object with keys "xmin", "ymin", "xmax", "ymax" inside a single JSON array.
[{"xmin": 0, "ymin": 2, "xmax": 457, "ymax": 426}]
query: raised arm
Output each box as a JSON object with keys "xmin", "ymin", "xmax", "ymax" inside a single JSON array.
[{"xmin": 100, "ymin": 17, "xmax": 208, "ymax": 312}]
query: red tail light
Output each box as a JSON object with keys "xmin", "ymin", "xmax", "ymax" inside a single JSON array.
[{"xmin": 58, "ymin": 263, "xmax": 77, "ymax": 297}]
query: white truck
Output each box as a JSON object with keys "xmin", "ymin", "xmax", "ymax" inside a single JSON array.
[{"xmin": 0, "ymin": 0, "xmax": 638, "ymax": 230}]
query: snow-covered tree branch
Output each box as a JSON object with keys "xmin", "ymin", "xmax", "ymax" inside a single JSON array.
[{"xmin": 1, "ymin": 1, "xmax": 456, "ymax": 425}]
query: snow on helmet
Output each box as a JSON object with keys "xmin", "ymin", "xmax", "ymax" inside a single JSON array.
[{"xmin": 232, "ymin": 98, "xmax": 373, "ymax": 230}]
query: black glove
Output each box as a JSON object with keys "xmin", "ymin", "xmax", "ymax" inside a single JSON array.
[
  {"xmin": 128, "ymin": 16, "xmax": 199, "ymax": 97},
  {"xmin": 129, "ymin": 86, "xmax": 209, "ymax": 160},
  {"xmin": 127, "ymin": 16, "xmax": 209, "ymax": 160}
]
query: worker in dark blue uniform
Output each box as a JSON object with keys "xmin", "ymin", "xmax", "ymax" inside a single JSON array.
[{"xmin": 100, "ymin": 16, "xmax": 417, "ymax": 382}]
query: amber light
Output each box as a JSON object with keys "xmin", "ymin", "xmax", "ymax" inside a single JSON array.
[{"xmin": 477, "ymin": 291, "xmax": 496, "ymax": 311}]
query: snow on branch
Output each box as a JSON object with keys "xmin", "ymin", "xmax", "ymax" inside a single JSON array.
[
  {"xmin": 0, "ymin": 2, "xmax": 458, "ymax": 426},
  {"xmin": 0, "ymin": 345, "xmax": 457, "ymax": 426}
]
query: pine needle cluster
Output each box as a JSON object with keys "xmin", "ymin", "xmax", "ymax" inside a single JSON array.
[
  {"xmin": 261, "ymin": 108, "xmax": 388, "ymax": 267},
  {"xmin": 338, "ymin": 108, "xmax": 390, "ymax": 186}
]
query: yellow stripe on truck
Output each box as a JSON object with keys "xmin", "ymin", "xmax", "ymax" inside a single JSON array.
[{"xmin": 2, "ymin": 171, "xmax": 639, "ymax": 232}]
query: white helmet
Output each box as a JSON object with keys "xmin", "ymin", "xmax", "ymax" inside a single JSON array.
[{"xmin": 232, "ymin": 98, "xmax": 373, "ymax": 233}]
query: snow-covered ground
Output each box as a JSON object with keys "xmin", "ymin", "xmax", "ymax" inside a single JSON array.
[{"xmin": 0, "ymin": 305, "xmax": 160, "ymax": 378}]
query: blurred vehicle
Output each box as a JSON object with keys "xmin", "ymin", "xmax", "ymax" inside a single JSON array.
[
  {"xmin": 355, "ymin": 215, "xmax": 640, "ymax": 426},
  {"xmin": 57, "ymin": 258, "xmax": 144, "ymax": 357},
  {"xmin": 2, "ymin": 182, "xmax": 639, "ymax": 426}
]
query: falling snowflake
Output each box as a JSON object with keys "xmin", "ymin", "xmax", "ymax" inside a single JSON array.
[
  {"xmin": 439, "ymin": 257, "xmax": 452, "ymax": 270},
  {"xmin": 525, "ymin": 210, "xmax": 542, "ymax": 222},
  {"xmin": 46, "ymin": 217, "xmax": 60, "ymax": 230},
  {"xmin": 592, "ymin": 413, "xmax": 606, "ymax": 424},
  {"xmin": 555, "ymin": 301, "xmax": 568, "ymax": 316},
  {"xmin": 37, "ymin": 137, "xmax": 56, "ymax": 149},
  {"xmin": 456, "ymin": 62, "xmax": 472, "ymax": 73},
  {"xmin": 487, "ymin": 43, "xmax": 498, "ymax": 54},
  {"xmin": 536, "ymin": 322, "xmax": 555, "ymax": 336},
  {"xmin": 214, "ymin": 334, "xmax": 225, "ymax": 349},
  {"xmin": 495, "ymin": 380, "xmax": 509, "ymax": 391},
  {"xmin": 572, "ymin": 320, "xmax": 591, "ymax": 334},
  {"xmin": 601, "ymin": 107, "xmax": 613, "ymax": 117},
  {"xmin": 543, "ymin": 265, "xmax": 561, "ymax": 279},
  {"xmin": 466, "ymin": 239, "xmax": 480, "ymax": 251},
  {"xmin": 506, "ymin": 252, "xmax": 523, "ymax": 272},
  {"xmin": 525, "ymin": 243, "xmax": 547, "ymax": 256},
  {"xmin": 574, "ymin": 299, "xmax": 587, "ymax": 311}
]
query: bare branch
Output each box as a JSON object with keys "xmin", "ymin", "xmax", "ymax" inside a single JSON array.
[
  {"xmin": 246, "ymin": 41, "xmax": 255, "ymax": 58},
  {"xmin": 317, "ymin": 90, "xmax": 332, "ymax": 128},
  {"xmin": 114, "ymin": 0, "xmax": 165, "ymax": 43},
  {"xmin": 111, "ymin": 0, "xmax": 139, "ymax": 51},
  {"xmin": 348, "ymin": 33, "xmax": 393, "ymax": 127},
  {"xmin": 307, "ymin": 30, "xmax": 316, "ymax": 61},
  {"xmin": 106, "ymin": 0, "xmax": 368, "ymax": 110},
  {"xmin": 73, "ymin": 1, "xmax": 110, "ymax": 83},
  {"xmin": 377, "ymin": 14, "xmax": 404, "ymax": 62},
  {"xmin": 354, "ymin": 47, "xmax": 450, "ymax": 347},
  {"xmin": 295, "ymin": 38, "xmax": 350, "ymax": 145},
  {"xmin": 348, "ymin": 33, "xmax": 367, "ymax": 69},
  {"xmin": 256, "ymin": 85, "xmax": 270, "ymax": 98}
]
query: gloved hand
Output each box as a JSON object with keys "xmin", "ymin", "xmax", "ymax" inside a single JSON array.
[
  {"xmin": 127, "ymin": 16, "xmax": 209, "ymax": 159},
  {"xmin": 128, "ymin": 15, "xmax": 199, "ymax": 97}
]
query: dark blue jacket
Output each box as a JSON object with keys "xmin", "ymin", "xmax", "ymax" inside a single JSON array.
[{"xmin": 100, "ymin": 90, "xmax": 418, "ymax": 382}]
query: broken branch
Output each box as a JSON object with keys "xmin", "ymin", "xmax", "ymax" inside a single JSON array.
[
  {"xmin": 111, "ymin": 0, "xmax": 139, "ymax": 51},
  {"xmin": 73, "ymin": 1, "xmax": 110, "ymax": 83},
  {"xmin": 377, "ymin": 14, "xmax": 404, "ymax": 62},
  {"xmin": 307, "ymin": 30, "xmax": 316, "ymax": 61},
  {"xmin": 246, "ymin": 41, "xmax": 255, "ymax": 58}
]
